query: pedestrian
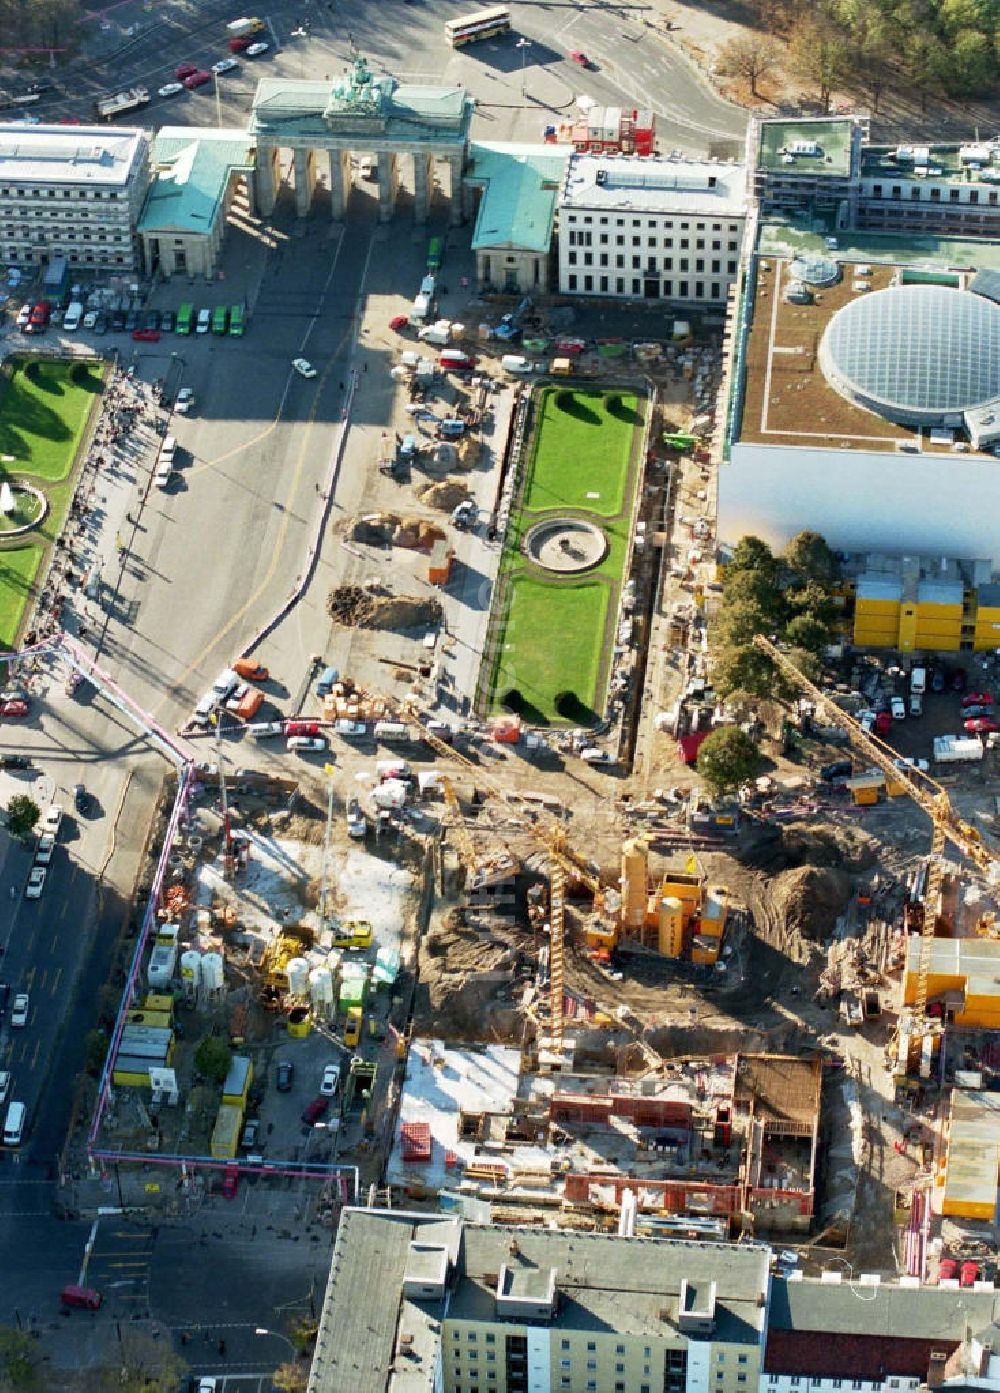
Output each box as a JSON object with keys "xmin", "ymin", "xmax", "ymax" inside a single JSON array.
[
  {"xmin": 218, "ymin": 1338, "xmax": 226, "ymax": 1357},
  {"xmin": 363, "ymin": 361, "xmax": 368, "ymax": 372}
]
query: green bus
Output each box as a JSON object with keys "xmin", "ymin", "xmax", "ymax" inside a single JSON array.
[
  {"xmin": 176, "ymin": 302, "xmax": 194, "ymax": 335},
  {"xmin": 211, "ymin": 305, "xmax": 229, "ymax": 335},
  {"xmin": 426, "ymin": 236, "xmax": 443, "ymax": 271},
  {"xmin": 228, "ymin": 304, "xmax": 245, "ymax": 337}
]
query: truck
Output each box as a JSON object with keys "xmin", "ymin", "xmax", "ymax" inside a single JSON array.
[
  {"xmin": 226, "ymin": 14, "xmax": 265, "ymax": 34},
  {"xmin": 231, "ymin": 688, "xmax": 264, "ymax": 722},
  {"xmin": 346, "ymin": 797, "xmax": 368, "ymax": 839},
  {"xmin": 93, "ymin": 87, "xmax": 150, "ymax": 120},
  {"xmin": 934, "ymin": 734, "xmax": 984, "ymax": 763}
]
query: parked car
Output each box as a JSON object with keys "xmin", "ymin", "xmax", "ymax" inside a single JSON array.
[
  {"xmin": 389, "ymin": 314, "xmax": 409, "ymax": 332},
  {"xmin": 965, "ymin": 717, "xmax": 999, "ymax": 734},
  {"xmin": 240, "ymin": 1118, "xmax": 261, "ymax": 1150},
  {"xmin": 160, "ymin": 309, "xmax": 175, "ymax": 332},
  {"xmin": 174, "ymin": 62, "xmax": 198, "ymax": 79},
  {"xmin": 286, "ymin": 720, "xmax": 319, "ymax": 738},
  {"xmin": 287, "ymin": 736, "xmax": 327, "ymax": 753},
  {"xmin": 569, "ymin": 48, "xmax": 592, "ymax": 67},
  {"xmin": 890, "ymin": 695, "xmax": 906, "ymax": 720},
  {"xmin": 874, "ymin": 710, "xmax": 892, "ymax": 736},
  {"xmin": 15, "ymin": 305, "xmax": 30, "ymax": 329},
  {"xmin": 276, "ymin": 1060, "xmax": 294, "ymax": 1091},
  {"xmin": 175, "ymin": 386, "xmax": 195, "ymax": 413},
  {"xmin": 320, "ymin": 1063, "xmax": 341, "ymax": 1096},
  {"xmin": 221, "ymin": 1165, "xmax": 239, "ymax": 1199},
  {"xmin": 93, "ymin": 313, "xmax": 108, "ymax": 334},
  {"xmin": 131, "ymin": 328, "xmax": 161, "ymax": 342},
  {"xmin": 247, "ymin": 721, "xmax": 283, "ymax": 739},
  {"xmin": 11, "ymin": 992, "xmax": 29, "ymax": 1027},
  {"xmin": 111, "ymin": 310, "xmax": 126, "ymax": 332},
  {"xmin": 183, "ymin": 69, "xmax": 212, "ymax": 90},
  {"xmin": 212, "ymin": 57, "xmax": 240, "ymax": 75},
  {"xmin": 233, "ymin": 657, "xmax": 267, "ymax": 680},
  {"xmin": 229, "ymin": 34, "xmax": 253, "ymax": 50},
  {"xmin": 35, "ymin": 833, "xmax": 55, "ymax": 865},
  {"xmin": 961, "ymin": 704, "xmax": 992, "ymax": 719},
  {"xmin": 157, "ymin": 82, "xmax": 184, "ymax": 98},
  {"xmin": 24, "ymin": 867, "xmax": 45, "ymax": 899},
  {"xmin": 0, "ymin": 983, "xmax": 10, "ymax": 1018},
  {"xmin": 961, "ymin": 1260, "xmax": 981, "ymax": 1287},
  {"xmin": 301, "ymin": 1095, "xmax": 330, "ymax": 1125},
  {"xmin": 292, "ymin": 357, "xmax": 317, "ymax": 378},
  {"xmin": 144, "ymin": 309, "xmax": 161, "ymax": 331},
  {"xmin": 246, "ymin": 41, "xmax": 270, "ymax": 55},
  {"xmin": 962, "ymin": 691, "xmax": 993, "ymax": 708},
  {"xmin": 0, "ymin": 754, "xmax": 29, "ymax": 769},
  {"xmin": 124, "ymin": 310, "xmax": 139, "ymax": 331},
  {"xmin": 1, "ymin": 699, "xmax": 29, "ymax": 718},
  {"xmin": 42, "ymin": 804, "xmax": 63, "ymax": 835},
  {"xmin": 73, "ymin": 783, "xmax": 92, "ymax": 815}
]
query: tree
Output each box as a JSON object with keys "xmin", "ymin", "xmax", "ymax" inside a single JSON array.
[
  {"xmin": 711, "ymin": 643, "xmax": 778, "ymax": 701},
  {"xmin": 948, "ymin": 27, "xmax": 994, "ymax": 91},
  {"xmin": 84, "ymin": 1028, "xmax": 109, "ymax": 1076},
  {"xmin": 696, "ymin": 727, "xmax": 762, "ymax": 796},
  {"xmin": 784, "ymin": 530, "xmax": 839, "ymax": 588},
  {"xmin": 901, "ymin": 30, "xmax": 948, "ymax": 111},
  {"xmin": 6, "ymin": 794, "xmax": 39, "ymax": 839},
  {"xmin": 787, "ymin": 580, "xmax": 837, "ymax": 629},
  {"xmin": 0, "ymin": 1327, "xmax": 37, "ymax": 1388},
  {"xmin": 788, "ymin": 15, "xmax": 850, "ymax": 110},
  {"xmin": 720, "ymin": 568, "xmax": 787, "ymax": 627},
  {"xmin": 727, "ymin": 535, "xmax": 779, "ymax": 582},
  {"xmin": 272, "ymin": 1364, "xmax": 309, "ymax": 1393},
  {"xmin": 194, "ymin": 1036, "xmax": 232, "ymax": 1085},
  {"xmin": 716, "ymin": 33, "xmax": 779, "ymax": 96},
  {"xmin": 785, "ymin": 612, "xmax": 833, "ymax": 653}
]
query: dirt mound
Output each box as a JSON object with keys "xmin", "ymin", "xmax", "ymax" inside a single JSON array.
[
  {"xmin": 393, "ymin": 515, "xmax": 446, "ymax": 551},
  {"xmin": 770, "ymin": 863, "xmax": 853, "ymax": 942},
  {"xmin": 737, "ymin": 822, "xmax": 875, "ymax": 875},
  {"xmin": 420, "ymin": 479, "xmax": 471, "ymax": 511},
  {"xmin": 415, "ymin": 907, "xmax": 525, "ymax": 1038},
  {"xmin": 327, "ymin": 584, "xmax": 442, "ymax": 631},
  {"xmin": 351, "ymin": 513, "xmax": 395, "ymax": 545}
]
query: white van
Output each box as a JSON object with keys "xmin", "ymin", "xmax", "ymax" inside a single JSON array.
[
  {"xmin": 63, "ymin": 301, "xmax": 84, "ymax": 332},
  {"xmin": 501, "ymin": 354, "xmax": 533, "ymax": 375},
  {"xmin": 160, "ymin": 435, "xmax": 176, "ymax": 461},
  {"xmin": 373, "ymin": 720, "xmax": 410, "ymax": 744},
  {"xmin": 3, "ymin": 1100, "xmax": 25, "ymax": 1147},
  {"xmin": 196, "ymin": 307, "xmax": 211, "ymax": 335}
]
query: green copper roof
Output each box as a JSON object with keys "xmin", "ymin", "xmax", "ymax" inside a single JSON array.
[
  {"xmin": 467, "ymin": 142, "xmax": 569, "ymax": 253},
  {"xmin": 138, "ymin": 127, "xmax": 253, "ymax": 235}
]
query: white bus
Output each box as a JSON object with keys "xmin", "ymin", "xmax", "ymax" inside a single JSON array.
[{"xmin": 444, "ymin": 5, "xmax": 511, "ymax": 46}]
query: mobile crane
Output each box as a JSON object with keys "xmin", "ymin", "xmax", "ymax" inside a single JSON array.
[{"xmin": 753, "ymin": 636, "xmax": 1000, "ymax": 1037}]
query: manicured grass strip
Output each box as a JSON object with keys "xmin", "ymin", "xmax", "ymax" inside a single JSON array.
[
  {"xmin": 0, "ymin": 544, "xmax": 42, "ymax": 648},
  {"xmin": 0, "ymin": 357, "xmax": 104, "ymax": 481},
  {"xmin": 492, "ymin": 576, "xmax": 610, "ymax": 724},
  {"xmin": 521, "ymin": 386, "xmax": 641, "ymax": 519}
]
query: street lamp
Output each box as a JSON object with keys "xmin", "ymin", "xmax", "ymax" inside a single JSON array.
[
  {"xmin": 516, "ymin": 37, "xmax": 531, "ymax": 98},
  {"xmin": 254, "ymin": 1326, "xmax": 298, "ymax": 1356}
]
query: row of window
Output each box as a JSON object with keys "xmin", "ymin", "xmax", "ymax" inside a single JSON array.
[
  {"xmin": 566, "ymin": 230, "xmax": 740, "ymax": 251},
  {"xmin": 868, "ymin": 183, "xmax": 1000, "ymax": 205},
  {"xmin": 770, "ymin": 1377, "xmax": 909, "ymax": 1389},
  {"xmin": 565, "ymin": 252, "xmax": 737, "ymax": 275},
  {"xmin": 565, "ymin": 214, "xmax": 738, "ymax": 233},
  {"xmin": 563, "ymin": 273, "xmax": 726, "ymax": 299},
  {"xmin": 2, "ymin": 249, "xmax": 129, "ymax": 264},
  {"xmin": 4, "ymin": 229, "xmax": 126, "ymax": 241},
  {"xmin": 0, "ymin": 186, "xmax": 125, "ymax": 200}
]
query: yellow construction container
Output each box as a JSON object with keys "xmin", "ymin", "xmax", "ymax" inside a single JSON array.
[
  {"xmin": 854, "ymin": 596, "xmax": 900, "ymax": 617},
  {"xmin": 143, "ymin": 993, "xmax": 174, "ymax": 1016},
  {"xmin": 621, "ymin": 840, "xmax": 649, "ymax": 934},
  {"xmin": 211, "ymin": 1102, "xmax": 243, "ymax": 1160},
  {"xmin": 657, "ymin": 896, "xmax": 684, "ymax": 957},
  {"xmin": 897, "ymin": 605, "xmax": 918, "ymax": 652}
]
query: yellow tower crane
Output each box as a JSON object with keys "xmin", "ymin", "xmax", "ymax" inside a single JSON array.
[{"xmin": 753, "ymin": 636, "xmax": 1000, "ymax": 1025}]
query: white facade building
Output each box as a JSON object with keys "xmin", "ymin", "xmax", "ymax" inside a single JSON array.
[
  {"xmin": 557, "ymin": 154, "xmax": 746, "ymax": 304},
  {"xmin": 0, "ymin": 124, "xmax": 150, "ymax": 271}
]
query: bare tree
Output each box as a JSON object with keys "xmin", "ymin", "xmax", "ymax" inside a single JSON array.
[
  {"xmin": 787, "ymin": 14, "xmax": 850, "ymax": 111},
  {"xmin": 716, "ymin": 33, "xmax": 779, "ymax": 97}
]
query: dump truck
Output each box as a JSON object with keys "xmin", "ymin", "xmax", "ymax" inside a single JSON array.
[{"xmin": 94, "ymin": 87, "xmax": 150, "ymax": 120}]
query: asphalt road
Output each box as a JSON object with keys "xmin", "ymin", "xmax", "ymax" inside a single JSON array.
[{"xmin": 18, "ymin": 0, "xmax": 745, "ymax": 153}]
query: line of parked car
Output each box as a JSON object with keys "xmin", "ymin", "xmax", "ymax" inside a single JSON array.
[{"xmin": 156, "ymin": 42, "xmax": 269, "ymax": 99}]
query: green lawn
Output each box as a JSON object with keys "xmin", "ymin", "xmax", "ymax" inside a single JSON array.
[
  {"xmin": 0, "ymin": 357, "xmax": 105, "ymax": 647},
  {"xmin": 484, "ymin": 385, "xmax": 644, "ymax": 724},
  {"xmin": 492, "ymin": 577, "xmax": 610, "ymax": 725},
  {"xmin": 521, "ymin": 387, "xmax": 640, "ymax": 518}
]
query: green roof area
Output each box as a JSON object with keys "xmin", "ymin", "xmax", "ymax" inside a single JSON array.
[
  {"xmin": 467, "ymin": 142, "xmax": 569, "ymax": 252},
  {"xmin": 757, "ymin": 217, "xmax": 1000, "ymax": 273},
  {"xmin": 757, "ymin": 119, "xmax": 853, "ymax": 177},
  {"xmin": 139, "ymin": 127, "xmax": 253, "ymax": 236}
]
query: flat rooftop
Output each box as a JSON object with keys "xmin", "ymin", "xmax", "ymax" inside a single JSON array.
[
  {"xmin": 561, "ymin": 153, "xmax": 746, "ymax": 219},
  {"xmin": 943, "ymin": 1089, "xmax": 1000, "ymax": 1218},
  {"xmin": 0, "ymin": 123, "xmax": 146, "ymax": 186},
  {"xmin": 737, "ymin": 245, "xmax": 1000, "ymax": 455},
  {"xmin": 450, "ymin": 1226, "xmax": 770, "ymax": 1343},
  {"xmin": 768, "ymin": 1274, "xmax": 1000, "ymax": 1345},
  {"xmin": 756, "ymin": 119, "xmax": 854, "ymax": 178},
  {"xmin": 861, "ymin": 139, "xmax": 1000, "ymax": 187}
]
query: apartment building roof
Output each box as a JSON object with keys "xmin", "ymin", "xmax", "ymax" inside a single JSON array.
[
  {"xmin": 768, "ymin": 1275, "xmax": 1000, "ymax": 1348},
  {"xmin": 0, "ymin": 124, "xmax": 146, "ymax": 186},
  {"xmin": 560, "ymin": 153, "xmax": 746, "ymax": 220},
  {"xmin": 449, "ymin": 1227, "xmax": 770, "ymax": 1343}
]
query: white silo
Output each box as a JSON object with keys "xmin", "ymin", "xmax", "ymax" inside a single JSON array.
[
  {"xmin": 309, "ymin": 966, "xmax": 336, "ymax": 1019},
  {"xmin": 201, "ymin": 951, "xmax": 225, "ymax": 995},
  {"xmin": 180, "ymin": 949, "xmax": 202, "ymax": 1000},
  {"xmin": 286, "ymin": 957, "xmax": 310, "ymax": 999}
]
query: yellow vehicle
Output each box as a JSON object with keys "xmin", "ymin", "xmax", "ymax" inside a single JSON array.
[
  {"xmin": 333, "ymin": 920, "xmax": 373, "ymax": 951},
  {"xmin": 344, "ymin": 1006, "xmax": 363, "ymax": 1048}
]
